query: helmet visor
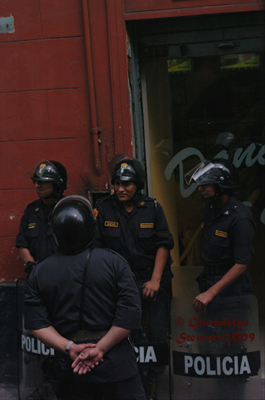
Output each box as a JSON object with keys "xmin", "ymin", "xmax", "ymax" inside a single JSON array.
[
  {"xmin": 185, "ymin": 161, "xmax": 213, "ymax": 185},
  {"xmin": 24, "ymin": 160, "xmax": 56, "ymax": 182}
]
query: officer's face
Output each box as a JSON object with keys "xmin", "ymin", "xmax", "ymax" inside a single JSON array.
[
  {"xmin": 114, "ymin": 180, "xmax": 137, "ymax": 203},
  {"xmin": 34, "ymin": 180, "xmax": 54, "ymax": 200},
  {"xmin": 198, "ymin": 184, "xmax": 216, "ymax": 200}
]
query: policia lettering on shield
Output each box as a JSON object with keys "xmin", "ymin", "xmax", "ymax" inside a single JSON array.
[
  {"xmin": 24, "ymin": 195, "xmax": 146, "ymax": 400},
  {"xmin": 185, "ymin": 159, "xmax": 256, "ymax": 314},
  {"xmin": 94, "ymin": 155, "xmax": 174, "ymax": 399},
  {"xmin": 16, "ymin": 160, "xmax": 67, "ymax": 274}
]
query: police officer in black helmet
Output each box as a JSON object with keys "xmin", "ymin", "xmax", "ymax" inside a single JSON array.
[
  {"xmin": 95, "ymin": 155, "xmax": 173, "ymax": 309},
  {"xmin": 16, "ymin": 160, "xmax": 67, "ymax": 274},
  {"xmin": 185, "ymin": 158, "xmax": 256, "ymax": 314},
  {"xmin": 94, "ymin": 155, "xmax": 174, "ymax": 400},
  {"xmin": 24, "ymin": 195, "xmax": 145, "ymax": 400}
]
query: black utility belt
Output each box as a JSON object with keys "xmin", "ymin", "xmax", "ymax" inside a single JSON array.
[
  {"xmin": 66, "ymin": 329, "xmax": 109, "ymax": 342},
  {"xmin": 133, "ymin": 266, "xmax": 153, "ymax": 281},
  {"xmin": 204, "ymin": 265, "xmax": 232, "ymax": 275}
]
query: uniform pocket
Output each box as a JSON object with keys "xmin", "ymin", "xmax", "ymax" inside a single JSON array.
[
  {"xmin": 208, "ymin": 235, "xmax": 229, "ymax": 259},
  {"xmin": 138, "ymin": 228, "xmax": 156, "ymax": 253},
  {"xmin": 26, "ymin": 226, "xmax": 40, "ymax": 238},
  {"xmin": 102, "ymin": 227, "xmax": 121, "ymax": 238}
]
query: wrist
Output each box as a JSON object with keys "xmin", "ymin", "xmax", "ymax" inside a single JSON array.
[
  {"xmin": 150, "ymin": 275, "xmax": 161, "ymax": 284},
  {"xmin": 65, "ymin": 340, "xmax": 74, "ymax": 355},
  {"xmin": 206, "ymin": 289, "xmax": 217, "ymax": 299},
  {"xmin": 96, "ymin": 343, "xmax": 106, "ymax": 355}
]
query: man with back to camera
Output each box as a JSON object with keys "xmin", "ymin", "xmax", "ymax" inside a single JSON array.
[
  {"xmin": 24, "ymin": 195, "xmax": 146, "ymax": 400},
  {"xmin": 185, "ymin": 158, "xmax": 256, "ymax": 314},
  {"xmin": 16, "ymin": 160, "xmax": 67, "ymax": 274}
]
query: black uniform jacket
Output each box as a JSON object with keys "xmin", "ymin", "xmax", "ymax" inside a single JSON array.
[
  {"xmin": 16, "ymin": 198, "xmax": 62, "ymax": 261},
  {"xmin": 24, "ymin": 247, "xmax": 141, "ymax": 383},
  {"xmin": 94, "ymin": 193, "xmax": 174, "ymax": 287},
  {"xmin": 198, "ymin": 196, "xmax": 256, "ymax": 296}
]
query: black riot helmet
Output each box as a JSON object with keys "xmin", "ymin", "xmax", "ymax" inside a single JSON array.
[
  {"xmin": 31, "ymin": 161, "xmax": 67, "ymax": 194},
  {"xmin": 52, "ymin": 195, "xmax": 96, "ymax": 255},
  {"xmin": 185, "ymin": 159, "xmax": 239, "ymax": 193},
  {"xmin": 111, "ymin": 156, "xmax": 145, "ymax": 190}
]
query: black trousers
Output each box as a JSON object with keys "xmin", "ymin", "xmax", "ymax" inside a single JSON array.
[{"xmin": 69, "ymin": 373, "xmax": 146, "ymax": 400}]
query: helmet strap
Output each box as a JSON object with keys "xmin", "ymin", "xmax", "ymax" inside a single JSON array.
[
  {"xmin": 210, "ymin": 185, "xmax": 223, "ymax": 206},
  {"xmin": 41, "ymin": 185, "xmax": 61, "ymax": 205}
]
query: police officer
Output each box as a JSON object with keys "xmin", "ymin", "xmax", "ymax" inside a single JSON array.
[
  {"xmin": 94, "ymin": 155, "xmax": 174, "ymax": 399},
  {"xmin": 16, "ymin": 160, "xmax": 67, "ymax": 274},
  {"xmin": 24, "ymin": 195, "xmax": 146, "ymax": 400},
  {"xmin": 185, "ymin": 158, "xmax": 256, "ymax": 314}
]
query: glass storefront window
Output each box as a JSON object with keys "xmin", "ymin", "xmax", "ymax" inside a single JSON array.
[{"xmin": 141, "ymin": 53, "xmax": 264, "ymax": 398}]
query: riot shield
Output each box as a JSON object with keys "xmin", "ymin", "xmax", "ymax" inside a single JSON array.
[
  {"xmin": 171, "ymin": 294, "xmax": 261, "ymax": 400},
  {"xmin": 17, "ymin": 279, "xmax": 56, "ymax": 400},
  {"xmin": 132, "ymin": 287, "xmax": 172, "ymax": 400}
]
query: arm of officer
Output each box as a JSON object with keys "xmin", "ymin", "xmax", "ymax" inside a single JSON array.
[
  {"xmin": 19, "ymin": 247, "xmax": 35, "ymax": 263},
  {"xmin": 72, "ymin": 326, "xmax": 131, "ymax": 375},
  {"xmin": 142, "ymin": 245, "xmax": 169, "ymax": 300},
  {"xmin": 31, "ymin": 326, "xmax": 98, "ymax": 371},
  {"xmin": 193, "ymin": 263, "xmax": 247, "ymax": 314}
]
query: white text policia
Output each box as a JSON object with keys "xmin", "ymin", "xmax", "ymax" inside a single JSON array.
[{"xmin": 184, "ymin": 355, "xmax": 251, "ymax": 377}]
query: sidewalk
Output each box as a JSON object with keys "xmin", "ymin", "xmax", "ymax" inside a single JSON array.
[{"xmin": 0, "ymin": 383, "xmax": 18, "ymax": 400}]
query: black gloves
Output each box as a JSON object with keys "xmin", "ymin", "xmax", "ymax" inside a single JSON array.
[{"xmin": 24, "ymin": 261, "xmax": 36, "ymax": 274}]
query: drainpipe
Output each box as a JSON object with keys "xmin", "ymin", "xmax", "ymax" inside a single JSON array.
[{"xmin": 82, "ymin": 0, "xmax": 102, "ymax": 176}]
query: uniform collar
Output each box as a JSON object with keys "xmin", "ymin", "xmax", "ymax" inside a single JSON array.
[{"xmin": 210, "ymin": 195, "xmax": 236, "ymax": 216}]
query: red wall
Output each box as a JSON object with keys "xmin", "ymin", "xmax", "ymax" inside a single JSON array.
[{"xmin": 0, "ymin": 0, "xmax": 132, "ymax": 280}]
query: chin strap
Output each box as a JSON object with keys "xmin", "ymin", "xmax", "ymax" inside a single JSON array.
[{"xmin": 209, "ymin": 185, "xmax": 224, "ymax": 205}]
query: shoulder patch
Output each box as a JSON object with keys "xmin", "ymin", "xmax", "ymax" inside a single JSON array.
[
  {"xmin": 215, "ymin": 230, "xmax": 227, "ymax": 238},
  {"xmin": 28, "ymin": 223, "xmax": 36, "ymax": 229},
  {"xmin": 34, "ymin": 208, "xmax": 40, "ymax": 212},
  {"xmin": 93, "ymin": 208, "xmax": 99, "ymax": 218},
  {"xmin": 104, "ymin": 221, "xmax": 119, "ymax": 228}
]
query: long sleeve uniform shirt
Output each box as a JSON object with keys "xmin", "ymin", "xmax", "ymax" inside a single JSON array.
[{"xmin": 24, "ymin": 247, "xmax": 141, "ymax": 382}]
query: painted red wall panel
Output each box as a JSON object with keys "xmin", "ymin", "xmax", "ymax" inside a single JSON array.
[
  {"xmin": 0, "ymin": 89, "xmax": 89, "ymax": 141},
  {"xmin": 39, "ymin": 0, "xmax": 84, "ymax": 38},
  {"xmin": 0, "ymin": 190, "xmax": 37, "ymax": 239},
  {"xmin": 0, "ymin": 0, "xmax": 42, "ymax": 43},
  {"xmin": 0, "ymin": 38, "xmax": 87, "ymax": 92},
  {"xmin": 0, "ymin": 238, "xmax": 24, "ymax": 281},
  {"xmin": 0, "ymin": 91, "xmax": 49, "ymax": 141},
  {"xmin": 47, "ymin": 88, "xmax": 89, "ymax": 139},
  {"xmin": 124, "ymin": 0, "xmax": 264, "ymax": 13}
]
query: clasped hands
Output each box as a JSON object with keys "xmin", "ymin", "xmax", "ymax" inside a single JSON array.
[{"xmin": 70, "ymin": 343, "xmax": 104, "ymax": 375}]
